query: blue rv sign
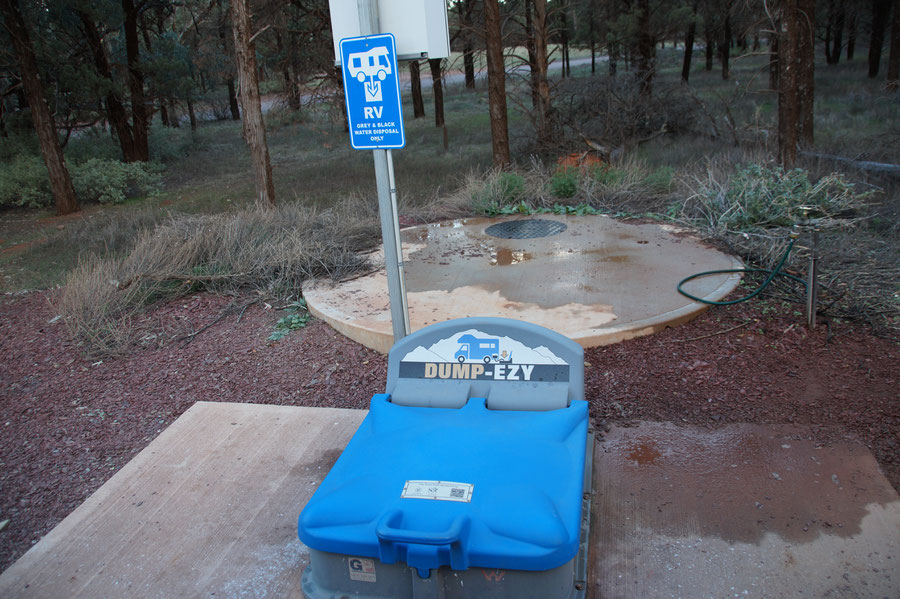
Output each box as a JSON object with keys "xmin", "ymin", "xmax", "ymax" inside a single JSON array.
[{"xmin": 339, "ymin": 34, "xmax": 405, "ymax": 150}]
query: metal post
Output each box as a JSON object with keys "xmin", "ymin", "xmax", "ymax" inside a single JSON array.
[
  {"xmin": 806, "ymin": 230, "xmax": 818, "ymax": 329},
  {"xmin": 358, "ymin": 0, "xmax": 410, "ymax": 342}
]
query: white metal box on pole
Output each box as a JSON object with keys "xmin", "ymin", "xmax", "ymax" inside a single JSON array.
[{"xmin": 328, "ymin": 0, "xmax": 450, "ymax": 63}]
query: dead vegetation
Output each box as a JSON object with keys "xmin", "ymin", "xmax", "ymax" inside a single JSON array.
[{"xmin": 56, "ymin": 199, "xmax": 380, "ymax": 355}]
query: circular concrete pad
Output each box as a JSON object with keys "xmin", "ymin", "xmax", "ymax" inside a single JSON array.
[{"xmin": 305, "ymin": 215, "xmax": 742, "ymax": 353}]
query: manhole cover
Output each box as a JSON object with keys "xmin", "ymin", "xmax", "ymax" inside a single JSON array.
[{"xmin": 485, "ymin": 219, "xmax": 567, "ymax": 239}]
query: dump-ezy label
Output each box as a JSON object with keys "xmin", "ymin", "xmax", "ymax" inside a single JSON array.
[
  {"xmin": 402, "ymin": 480, "xmax": 473, "ymax": 503},
  {"xmin": 398, "ymin": 329, "xmax": 569, "ymax": 382},
  {"xmin": 398, "ymin": 361, "xmax": 568, "ymax": 382}
]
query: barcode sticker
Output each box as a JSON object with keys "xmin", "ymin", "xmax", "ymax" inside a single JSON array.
[{"xmin": 401, "ymin": 480, "xmax": 474, "ymax": 503}]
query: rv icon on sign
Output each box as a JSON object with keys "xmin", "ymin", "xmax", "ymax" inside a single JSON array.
[{"xmin": 348, "ymin": 47, "xmax": 391, "ymax": 102}]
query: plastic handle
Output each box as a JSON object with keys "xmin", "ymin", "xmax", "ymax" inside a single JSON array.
[{"xmin": 376, "ymin": 511, "xmax": 467, "ymax": 546}]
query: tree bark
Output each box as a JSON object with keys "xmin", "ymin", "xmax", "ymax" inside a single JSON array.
[
  {"xmin": 230, "ymin": 0, "xmax": 275, "ymax": 208},
  {"xmin": 122, "ymin": 0, "xmax": 150, "ymax": 161},
  {"xmin": 429, "ymin": 58, "xmax": 445, "ymax": 127},
  {"xmin": 825, "ymin": 0, "xmax": 845, "ymax": 64},
  {"xmin": 461, "ymin": 0, "xmax": 476, "ymax": 89},
  {"xmin": 847, "ymin": 7, "xmax": 857, "ymax": 59},
  {"xmin": 777, "ymin": 1, "xmax": 800, "ymax": 166},
  {"xmin": 409, "ymin": 61, "xmax": 426, "ymax": 118},
  {"xmin": 869, "ymin": 0, "xmax": 891, "ymax": 77},
  {"xmin": 1, "ymin": 0, "xmax": 79, "ymax": 215},
  {"xmin": 525, "ymin": 0, "xmax": 539, "ymax": 107},
  {"xmin": 79, "ymin": 12, "xmax": 137, "ymax": 162},
  {"xmin": 636, "ymin": 0, "xmax": 654, "ymax": 95},
  {"xmin": 187, "ymin": 96, "xmax": 197, "ymax": 130},
  {"xmin": 483, "ymin": 0, "xmax": 510, "ymax": 166},
  {"xmin": 720, "ymin": 13, "xmax": 731, "ymax": 79},
  {"xmin": 769, "ymin": 34, "xmax": 779, "ymax": 90},
  {"xmin": 798, "ymin": 0, "xmax": 815, "ymax": 146},
  {"xmin": 888, "ymin": 0, "xmax": 900, "ymax": 89},
  {"xmin": 777, "ymin": 0, "xmax": 814, "ymax": 165},
  {"xmin": 682, "ymin": 20, "xmax": 696, "ymax": 82},
  {"xmin": 532, "ymin": 0, "xmax": 552, "ymax": 143}
]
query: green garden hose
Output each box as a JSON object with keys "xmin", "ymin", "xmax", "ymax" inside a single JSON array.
[{"xmin": 676, "ymin": 236, "xmax": 808, "ymax": 306}]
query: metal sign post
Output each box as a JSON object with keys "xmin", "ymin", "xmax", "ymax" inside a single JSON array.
[{"xmin": 339, "ymin": 25, "xmax": 410, "ymax": 342}]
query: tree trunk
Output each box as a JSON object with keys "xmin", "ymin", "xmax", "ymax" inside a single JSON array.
[
  {"xmin": 525, "ymin": 0, "xmax": 539, "ymax": 107},
  {"xmin": 483, "ymin": 0, "xmax": 510, "ymax": 166},
  {"xmin": 409, "ymin": 61, "xmax": 426, "ymax": 118},
  {"xmin": 560, "ymin": 0, "xmax": 571, "ymax": 78},
  {"xmin": 847, "ymin": 8, "xmax": 857, "ymax": 59},
  {"xmin": 682, "ymin": 21, "xmax": 696, "ymax": 82},
  {"xmin": 887, "ymin": 0, "xmax": 900, "ymax": 88},
  {"xmin": 122, "ymin": 0, "xmax": 150, "ymax": 161},
  {"xmin": 230, "ymin": 0, "xmax": 275, "ymax": 208},
  {"xmin": 705, "ymin": 27, "xmax": 714, "ymax": 70},
  {"xmin": 1, "ymin": 0, "xmax": 79, "ymax": 215},
  {"xmin": 160, "ymin": 101, "xmax": 169, "ymax": 126},
  {"xmin": 462, "ymin": 0, "xmax": 476, "ymax": 89},
  {"xmin": 777, "ymin": 0, "xmax": 814, "ymax": 165},
  {"xmin": 226, "ymin": 77, "xmax": 241, "ymax": 120},
  {"xmin": 798, "ymin": 0, "xmax": 815, "ymax": 146},
  {"xmin": 777, "ymin": 1, "xmax": 800, "ymax": 166},
  {"xmin": 769, "ymin": 34, "xmax": 779, "ymax": 90},
  {"xmin": 869, "ymin": 0, "xmax": 891, "ymax": 77},
  {"xmin": 187, "ymin": 96, "xmax": 197, "ymax": 130},
  {"xmin": 79, "ymin": 11, "xmax": 137, "ymax": 162},
  {"xmin": 429, "ymin": 59, "xmax": 445, "ymax": 127},
  {"xmin": 463, "ymin": 51, "xmax": 476, "ymax": 88},
  {"xmin": 636, "ymin": 0, "xmax": 654, "ymax": 95},
  {"xmin": 169, "ymin": 100, "xmax": 180, "ymax": 127},
  {"xmin": 533, "ymin": 0, "xmax": 552, "ymax": 144},
  {"xmin": 607, "ymin": 0, "xmax": 617, "ymax": 75},
  {"xmin": 721, "ymin": 14, "xmax": 731, "ymax": 79},
  {"xmin": 825, "ymin": 0, "xmax": 845, "ymax": 64}
]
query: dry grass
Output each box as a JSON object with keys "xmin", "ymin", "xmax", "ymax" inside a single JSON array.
[{"xmin": 57, "ymin": 199, "xmax": 379, "ymax": 355}]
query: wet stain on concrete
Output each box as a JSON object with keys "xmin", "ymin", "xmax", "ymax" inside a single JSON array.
[
  {"xmin": 625, "ymin": 440, "xmax": 662, "ymax": 465},
  {"xmin": 293, "ymin": 448, "xmax": 342, "ymax": 486},
  {"xmin": 594, "ymin": 423, "xmax": 900, "ymax": 546}
]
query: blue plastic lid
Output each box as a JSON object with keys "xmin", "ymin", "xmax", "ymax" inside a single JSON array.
[{"xmin": 298, "ymin": 394, "xmax": 589, "ymax": 573}]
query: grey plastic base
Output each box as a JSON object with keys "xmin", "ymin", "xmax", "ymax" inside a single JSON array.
[
  {"xmin": 301, "ymin": 549, "xmax": 581, "ymax": 599},
  {"xmin": 301, "ymin": 433, "xmax": 594, "ymax": 599}
]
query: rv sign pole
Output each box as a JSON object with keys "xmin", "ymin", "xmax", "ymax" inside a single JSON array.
[{"xmin": 350, "ymin": 1, "xmax": 410, "ymax": 342}]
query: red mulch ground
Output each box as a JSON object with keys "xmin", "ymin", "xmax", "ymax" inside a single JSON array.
[{"xmin": 1, "ymin": 290, "xmax": 898, "ymax": 573}]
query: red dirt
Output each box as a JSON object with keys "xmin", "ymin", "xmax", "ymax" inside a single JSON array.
[{"xmin": 1, "ymin": 290, "xmax": 898, "ymax": 573}]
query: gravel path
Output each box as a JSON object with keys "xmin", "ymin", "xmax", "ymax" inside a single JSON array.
[{"xmin": 1, "ymin": 289, "xmax": 897, "ymax": 573}]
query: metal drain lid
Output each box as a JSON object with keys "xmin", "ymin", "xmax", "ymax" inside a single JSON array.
[{"xmin": 485, "ymin": 219, "xmax": 567, "ymax": 239}]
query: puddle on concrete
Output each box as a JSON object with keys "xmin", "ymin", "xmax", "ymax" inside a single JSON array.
[{"xmin": 490, "ymin": 248, "xmax": 533, "ymax": 266}]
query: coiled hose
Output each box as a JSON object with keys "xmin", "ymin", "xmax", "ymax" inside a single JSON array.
[{"xmin": 676, "ymin": 237, "xmax": 808, "ymax": 306}]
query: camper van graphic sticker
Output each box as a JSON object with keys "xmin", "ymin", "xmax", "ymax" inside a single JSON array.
[
  {"xmin": 339, "ymin": 34, "xmax": 405, "ymax": 149},
  {"xmin": 398, "ymin": 329, "xmax": 569, "ymax": 382}
]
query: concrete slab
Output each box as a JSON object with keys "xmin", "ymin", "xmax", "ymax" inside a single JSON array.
[
  {"xmin": 305, "ymin": 215, "xmax": 743, "ymax": 354},
  {"xmin": 0, "ymin": 402, "xmax": 365, "ymax": 599},
  {"xmin": 3, "ymin": 406, "xmax": 895, "ymax": 599},
  {"xmin": 589, "ymin": 422, "xmax": 900, "ymax": 599}
]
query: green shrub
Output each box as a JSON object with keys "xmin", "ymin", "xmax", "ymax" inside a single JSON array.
[
  {"xmin": 689, "ymin": 163, "xmax": 872, "ymax": 231},
  {"xmin": 71, "ymin": 159, "xmax": 163, "ymax": 204},
  {"xmin": 549, "ymin": 168, "xmax": 578, "ymax": 198},
  {"xmin": 643, "ymin": 166, "xmax": 675, "ymax": 193},
  {"xmin": 0, "ymin": 155, "xmax": 53, "ymax": 208},
  {"xmin": 472, "ymin": 171, "xmax": 527, "ymax": 214},
  {"xmin": 592, "ymin": 166, "xmax": 626, "ymax": 187}
]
